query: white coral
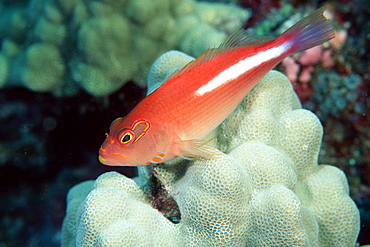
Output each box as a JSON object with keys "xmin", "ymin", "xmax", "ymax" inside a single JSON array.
[{"xmin": 61, "ymin": 51, "xmax": 360, "ymax": 246}]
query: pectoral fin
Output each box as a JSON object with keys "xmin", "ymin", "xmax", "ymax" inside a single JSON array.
[{"xmin": 178, "ymin": 139, "xmax": 223, "ymax": 160}]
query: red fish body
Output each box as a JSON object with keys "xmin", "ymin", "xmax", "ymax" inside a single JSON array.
[{"xmin": 99, "ymin": 7, "xmax": 334, "ymax": 166}]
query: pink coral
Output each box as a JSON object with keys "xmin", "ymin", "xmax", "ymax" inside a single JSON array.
[
  {"xmin": 280, "ymin": 37, "xmax": 341, "ymax": 102},
  {"xmin": 297, "ymin": 45, "xmax": 323, "ymax": 66},
  {"xmin": 329, "ymin": 30, "xmax": 347, "ymax": 49},
  {"xmin": 299, "ymin": 66, "xmax": 314, "ymax": 84},
  {"xmin": 281, "ymin": 56, "xmax": 299, "ymax": 83},
  {"xmin": 321, "ymin": 49, "xmax": 335, "ymax": 68}
]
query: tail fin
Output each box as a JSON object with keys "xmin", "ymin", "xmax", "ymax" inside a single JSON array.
[{"xmin": 281, "ymin": 7, "xmax": 335, "ymax": 53}]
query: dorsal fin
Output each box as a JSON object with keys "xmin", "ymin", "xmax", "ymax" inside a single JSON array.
[
  {"xmin": 199, "ymin": 29, "xmax": 274, "ymax": 63},
  {"xmin": 165, "ymin": 28, "xmax": 273, "ymax": 81},
  {"xmin": 164, "ymin": 57, "xmax": 198, "ymax": 81},
  {"xmin": 220, "ymin": 28, "xmax": 274, "ymax": 49}
]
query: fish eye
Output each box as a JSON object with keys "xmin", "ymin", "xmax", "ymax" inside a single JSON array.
[{"xmin": 118, "ymin": 129, "xmax": 135, "ymax": 146}]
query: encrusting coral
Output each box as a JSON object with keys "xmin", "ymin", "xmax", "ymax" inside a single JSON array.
[
  {"xmin": 61, "ymin": 51, "xmax": 360, "ymax": 246},
  {"xmin": 22, "ymin": 43, "xmax": 66, "ymax": 92},
  {"xmin": 0, "ymin": 0, "xmax": 249, "ymax": 96}
]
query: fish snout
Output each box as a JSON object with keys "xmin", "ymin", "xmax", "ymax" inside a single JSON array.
[
  {"xmin": 98, "ymin": 146, "xmax": 129, "ymax": 166},
  {"xmin": 98, "ymin": 147, "xmax": 110, "ymax": 164}
]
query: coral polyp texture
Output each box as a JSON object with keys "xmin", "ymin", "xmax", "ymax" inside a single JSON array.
[
  {"xmin": 61, "ymin": 51, "xmax": 360, "ymax": 246},
  {"xmin": 0, "ymin": 0, "xmax": 249, "ymax": 96}
]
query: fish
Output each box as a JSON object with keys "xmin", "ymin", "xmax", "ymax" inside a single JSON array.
[{"xmin": 99, "ymin": 7, "xmax": 335, "ymax": 166}]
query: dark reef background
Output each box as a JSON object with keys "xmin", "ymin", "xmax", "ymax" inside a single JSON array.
[{"xmin": 0, "ymin": 0, "xmax": 369, "ymax": 246}]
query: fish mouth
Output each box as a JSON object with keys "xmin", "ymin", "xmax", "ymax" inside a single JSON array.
[
  {"xmin": 98, "ymin": 154, "xmax": 128, "ymax": 166},
  {"xmin": 98, "ymin": 147, "xmax": 128, "ymax": 166},
  {"xmin": 98, "ymin": 155, "xmax": 109, "ymax": 164}
]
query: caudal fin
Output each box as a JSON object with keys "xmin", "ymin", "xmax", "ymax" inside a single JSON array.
[{"xmin": 281, "ymin": 7, "xmax": 335, "ymax": 53}]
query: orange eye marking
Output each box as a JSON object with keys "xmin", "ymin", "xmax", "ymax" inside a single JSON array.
[
  {"xmin": 119, "ymin": 129, "xmax": 135, "ymax": 145},
  {"xmin": 109, "ymin": 139, "xmax": 115, "ymax": 144},
  {"xmin": 105, "ymin": 133, "xmax": 109, "ymax": 137},
  {"xmin": 117, "ymin": 119, "xmax": 151, "ymax": 147},
  {"xmin": 130, "ymin": 119, "xmax": 151, "ymax": 143},
  {"xmin": 100, "ymin": 147, "xmax": 107, "ymax": 152}
]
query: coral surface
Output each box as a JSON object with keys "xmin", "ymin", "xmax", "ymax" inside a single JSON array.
[
  {"xmin": 61, "ymin": 51, "xmax": 360, "ymax": 246},
  {"xmin": 0, "ymin": 0, "xmax": 249, "ymax": 96}
]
